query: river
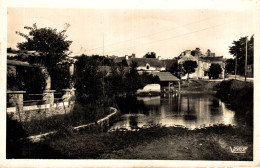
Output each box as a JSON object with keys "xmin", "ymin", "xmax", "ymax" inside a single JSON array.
[{"xmin": 110, "ymin": 93, "xmax": 244, "ymax": 130}]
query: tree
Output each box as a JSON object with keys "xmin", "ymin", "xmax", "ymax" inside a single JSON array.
[
  {"xmin": 129, "ymin": 61, "xmax": 139, "ymax": 77},
  {"xmin": 182, "ymin": 61, "xmax": 198, "ymax": 80},
  {"xmin": 191, "ymin": 48, "xmax": 203, "ymax": 57},
  {"xmin": 16, "ymin": 23, "xmax": 72, "ymax": 91},
  {"xmin": 74, "ymin": 55, "xmax": 103, "ymax": 102},
  {"xmin": 169, "ymin": 62, "xmax": 182, "ymax": 79},
  {"xmin": 225, "ymin": 58, "xmax": 235, "ymax": 74},
  {"xmin": 208, "ymin": 63, "xmax": 222, "ymax": 79},
  {"xmin": 229, "ymin": 35, "xmax": 254, "ymax": 75},
  {"xmin": 143, "ymin": 52, "xmax": 156, "ymax": 58}
]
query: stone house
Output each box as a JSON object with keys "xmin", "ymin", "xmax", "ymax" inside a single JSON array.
[{"xmin": 177, "ymin": 50, "xmax": 225, "ymax": 79}]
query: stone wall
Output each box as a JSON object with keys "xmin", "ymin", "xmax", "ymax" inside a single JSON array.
[
  {"xmin": 7, "ymin": 89, "xmax": 76, "ymax": 122},
  {"xmin": 7, "ymin": 101, "xmax": 75, "ymax": 122}
]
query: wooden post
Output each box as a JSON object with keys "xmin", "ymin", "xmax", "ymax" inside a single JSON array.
[
  {"xmin": 178, "ymin": 81, "xmax": 181, "ymax": 92},
  {"xmin": 168, "ymin": 82, "xmax": 170, "ymax": 93},
  {"xmin": 245, "ymin": 37, "xmax": 248, "ymax": 81}
]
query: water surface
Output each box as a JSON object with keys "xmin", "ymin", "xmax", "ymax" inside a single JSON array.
[{"xmin": 110, "ymin": 93, "xmax": 238, "ymax": 130}]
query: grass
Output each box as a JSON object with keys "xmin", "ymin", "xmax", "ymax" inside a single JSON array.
[
  {"xmin": 17, "ymin": 103, "xmax": 113, "ymax": 135},
  {"xmin": 30, "ymin": 124, "xmax": 253, "ymax": 160},
  {"xmin": 216, "ymin": 79, "xmax": 253, "ymax": 126},
  {"xmin": 180, "ymin": 79, "xmax": 220, "ymax": 92}
]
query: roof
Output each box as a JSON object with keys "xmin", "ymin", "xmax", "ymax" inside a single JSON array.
[
  {"xmin": 151, "ymin": 72, "xmax": 180, "ymax": 82},
  {"xmin": 161, "ymin": 59, "xmax": 178, "ymax": 70},
  {"xmin": 7, "ymin": 50, "xmax": 43, "ymax": 57},
  {"xmin": 114, "ymin": 57, "xmax": 128, "ymax": 66},
  {"xmin": 114, "ymin": 57, "xmax": 126, "ymax": 63},
  {"xmin": 201, "ymin": 56, "xmax": 224, "ymax": 62},
  {"xmin": 178, "ymin": 55, "xmax": 197, "ymax": 63},
  {"xmin": 126, "ymin": 58, "xmax": 163, "ymax": 67},
  {"xmin": 98, "ymin": 66, "xmax": 111, "ymax": 73}
]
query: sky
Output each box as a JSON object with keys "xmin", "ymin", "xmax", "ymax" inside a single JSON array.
[{"xmin": 7, "ymin": 5, "xmax": 256, "ymax": 59}]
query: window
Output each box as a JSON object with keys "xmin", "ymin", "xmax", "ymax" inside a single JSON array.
[{"xmin": 146, "ymin": 63, "xmax": 150, "ymax": 70}]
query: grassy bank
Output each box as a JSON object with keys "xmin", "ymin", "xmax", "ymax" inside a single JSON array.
[
  {"xmin": 216, "ymin": 79, "xmax": 253, "ymax": 126},
  {"xmin": 12, "ymin": 125, "xmax": 253, "ymax": 160},
  {"xmin": 180, "ymin": 79, "xmax": 220, "ymax": 92},
  {"xmin": 216, "ymin": 79, "xmax": 253, "ymax": 111},
  {"xmin": 8, "ymin": 103, "xmax": 113, "ymax": 136}
]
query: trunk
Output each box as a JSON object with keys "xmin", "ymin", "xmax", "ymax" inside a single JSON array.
[{"xmin": 187, "ymin": 73, "xmax": 190, "ymax": 81}]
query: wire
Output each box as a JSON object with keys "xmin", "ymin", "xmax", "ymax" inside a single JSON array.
[
  {"xmin": 84, "ymin": 10, "xmax": 246, "ymax": 53},
  {"xmin": 105, "ymin": 21, "xmax": 231, "ymax": 54}
]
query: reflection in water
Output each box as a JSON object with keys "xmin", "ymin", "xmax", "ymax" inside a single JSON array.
[{"xmin": 110, "ymin": 94, "xmax": 237, "ymax": 130}]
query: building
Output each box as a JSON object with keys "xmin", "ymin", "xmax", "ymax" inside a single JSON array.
[
  {"xmin": 177, "ymin": 50, "xmax": 225, "ymax": 79},
  {"xmin": 150, "ymin": 72, "xmax": 180, "ymax": 92},
  {"xmin": 126, "ymin": 57, "xmax": 166, "ymax": 74}
]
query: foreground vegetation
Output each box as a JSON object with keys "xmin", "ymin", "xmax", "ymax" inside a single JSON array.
[
  {"xmin": 7, "ymin": 124, "xmax": 253, "ymax": 160},
  {"xmin": 9, "ymin": 103, "xmax": 113, "ymax": 136}
]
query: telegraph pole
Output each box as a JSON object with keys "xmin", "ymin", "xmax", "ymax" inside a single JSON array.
[
  {"xmin": 245, "ymin": 37, "xmax": 248, "ymax": 81},
  {"xmin": 102, "ymin": 33, "xmax": 105, "ymax": 96},
  {"xmin": 235, "ymin": 52, "xmax": 237, "ymax": 79}
]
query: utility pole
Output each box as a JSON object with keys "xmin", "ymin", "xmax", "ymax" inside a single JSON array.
[
  {"xmin": 245, "ymin": 37, "xmax": 248, "ymax": 81},
  {"xmin": 103, "ymin": 32, "xmax": 104, "ymax": 57},
  {"xmin": 235, "ymin": 52, "xmax": 237, "ymax": 79},
  {"xmin": 102, "ymin": 33, "xmax": 105, "ymax": 96}
]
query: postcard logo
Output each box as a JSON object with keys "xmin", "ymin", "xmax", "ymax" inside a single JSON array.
[{"xmin": 230, "ymin": 146, "xmax": 248, "ymax": 153}]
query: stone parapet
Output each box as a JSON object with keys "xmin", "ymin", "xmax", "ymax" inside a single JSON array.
[
  {"xmin": 62, "ymin": 88, "xmax": 76, "ymax": 101},
  {"xmin": 43, "ymin": 90, "xmax": 55, "ymax": 105}
]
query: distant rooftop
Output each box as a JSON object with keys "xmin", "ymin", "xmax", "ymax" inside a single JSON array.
[
  {"xmin": 126, "ymin": 58, "xmax": 163, "ymax": 67},
  {"xmin": 151, "ymin": 72, "xmax": 180, "ymax": 82}
]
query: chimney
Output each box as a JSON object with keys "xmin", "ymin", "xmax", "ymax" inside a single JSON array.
[
  {"xmin": 186, "ymin": 50, "xmax": 191, "ymax": 55},
  {"xmin": 132, "ymin": 53, "xmax": 135, "ymax": 58}
]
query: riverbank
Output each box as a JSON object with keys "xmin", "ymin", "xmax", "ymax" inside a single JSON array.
[
  {"xmin": 14, "ymin": 125, "xmax": 252, "ymax": 160},
  {"xmin": 16, "ymin": 103, "xmax": 114, "ymax": 135},
  {"xmin": 216, "ymin": 79, "xmax": 253, "ymax": 126},
  {"xmin": 180, "ymin": 79, "xmax": 220, "ymax": 92}
]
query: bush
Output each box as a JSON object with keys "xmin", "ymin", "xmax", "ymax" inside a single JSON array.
[
  {"xmin": 216, "ymin": 79, "xmax": 253, "ymax": 126},
  {"xmin": 208, "ymin": 63, "xmax": 222, "ymax": 79}
]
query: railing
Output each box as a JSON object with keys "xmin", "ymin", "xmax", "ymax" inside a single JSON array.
[
  {"xmin": 54, "ymin": 92, "xmax": 63, "ymax": 103},
  {"xmin": 23, "ymin": 99, "xmax": 46, "ymax": 106},
  {"xmin": 23, "ymin": 93, "xmax": 45, "ymax": 106}
]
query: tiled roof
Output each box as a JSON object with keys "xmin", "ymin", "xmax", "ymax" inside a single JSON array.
[
  {"xmin": 126, "ymin": 58, "xmax": 163, "ymax": 67},
  {"xmin": 201, "ymin": 56, "xmax": 224, "ymax": 62},
  {"xmin": 98, "ymin": 66, "xmax": 111, "ymax": 73},
  {"xmin": 151, "ymin": 72, "xmax": 180, "ymax": 82},
  {"xmin": 114, "ymin": 57, "xmax": 126, "ymax": 63},
  {"xmin": 178, "ymin": 55, "xmax": 197, "ymax": 63},
  {"xmin": 7, "ymin": 50, "xmax": 43, "ymax": 57},
  {"xmin": 7, "ymin": 60, "xmax": 33, "ymax": 67},
  {"xmin": 161, "ymin": 59, "xmax": 178, "ymax": 70}
]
